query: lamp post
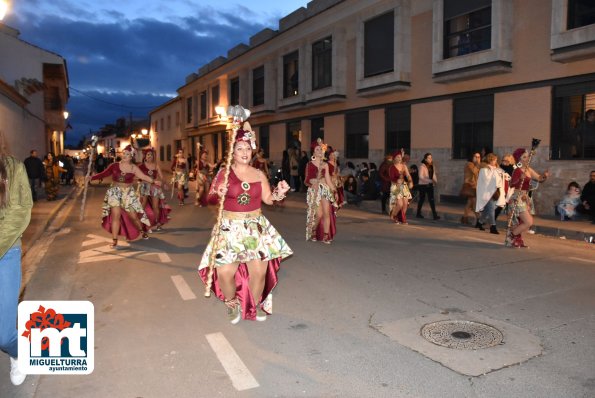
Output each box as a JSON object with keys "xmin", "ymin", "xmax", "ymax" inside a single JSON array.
[{"xmin": 0, "ymin": 1, "xmax": 8, "ymax": 21}]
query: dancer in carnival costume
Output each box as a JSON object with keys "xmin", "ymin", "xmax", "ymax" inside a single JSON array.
[
  {"xmin": 251, "ymin": 148, "xmax": 269, "ymax": 176},
  {"xmin": 86, "ymin": 145, "xmax": 156, "ymax": 249},
  {"xmin": 43, "ymin": 152, "xmax": 66, "ymax": 201},
  {"xmin": 505, "ymin": 145, "xmax": 549, "ymax": 248},
  {"xmin": 194, "ymin": 148, "xmax": 214, "ymax": 207},
  {"xmin": 389, "ymin": 150, "xmax": 413, "ymax": 224},
  {"xmin": 171, "ymin": 148, "xmax": 189, "ymax": 206},
  {"xmin": 198, "ymin": 120, "xmax": 292, "ymax": 324},
  {"xmin": 138, "ymin": 148, "xmax": 171, "ymax": 231},
  {"xmin": 305, "ymin": 139, "xmax": 337, "ymax": 244}
]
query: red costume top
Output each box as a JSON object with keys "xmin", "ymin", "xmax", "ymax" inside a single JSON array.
[
  {"xmin": 208, "ymin": 169, "xmax": 262, "ymax": 212},
  {"xmin": 389, "ymin": 165, "xmax": 404, "ymax": 183},
  {"xmin": 510, "ymin": 168, "xmax": 531, "ymax": 190},
  {"xmin": 171, "ymin": 156, "xmax": 187, "ymax": 171},
  {"xmin": 305, "ymin": 162, "xmax": 327, "ymax": 187},
  {"xmin": 138, "ymin": 163, "xmax": 157, "ymax": 178},
  {"xmin": 91, "ymin": 163, "xmax": 135, "ymax": 184}
]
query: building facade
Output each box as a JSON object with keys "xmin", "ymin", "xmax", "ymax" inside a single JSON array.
[
  {"xmin": 0, "ymin": 23, "xmax": 69, "ymax": 160},
  {"xmin": 152, "ymin": 0, "xmax": 595, "ymax": 213}
]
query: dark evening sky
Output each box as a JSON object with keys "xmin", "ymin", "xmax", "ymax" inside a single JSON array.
[{"xmin": 3, "ymin": 0, "xmax": 308, "ymax": 145}]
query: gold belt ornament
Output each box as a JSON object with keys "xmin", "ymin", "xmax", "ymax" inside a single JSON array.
[{"xmin": 221, "ymin": 209, "xmax": 261, "ymax": 220}]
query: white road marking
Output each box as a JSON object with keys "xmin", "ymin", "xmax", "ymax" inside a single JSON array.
[
  {"xmin": 568, "ymin": 256, "xmax": 595, "ymax": 265},
  {"xmin": 170, "ymin": 275, "xmax": 197, "ymax": 300},
  {"xmin": 78, "ymin": 234, "xmax": 171, "ymax": 264},
  {"xmin": 206, "ymin": 332, "xmax": 259, "ymax": 391}
]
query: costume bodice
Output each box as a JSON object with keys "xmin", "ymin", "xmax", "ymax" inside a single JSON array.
[
  {"xmin": 139, "ymin": 163, "xmax": 157, "ymax": 178},
  {"xmin": 91, "ymin": 162, "xmax": 135, "ymax": 183},
  {"xmin": 511, "ymin": 168, "xmax": 531, "ymax": 190}
]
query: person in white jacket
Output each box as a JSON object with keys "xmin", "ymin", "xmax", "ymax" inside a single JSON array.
[{"xmin": 475, "ymin": 153, "xmax": 506, "ymax": 234}]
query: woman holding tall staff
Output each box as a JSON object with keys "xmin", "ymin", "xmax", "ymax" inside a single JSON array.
[
  {"xmin": 171, "ymin": 148, "xmax": 188, "ymax": 206},
  {"xmin": 198, "ymin": 121, "xmax": 292, "ymax": 324},
  {"xmin": 506, "ymin": 147, "xmax": 549, "ymax": 248},
  {"xmin": 86, "ymin": 145, "xmax": 156, "ymax": 249}
]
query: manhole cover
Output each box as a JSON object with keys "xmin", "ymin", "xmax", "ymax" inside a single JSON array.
[{"xmin": 420, "ymin": 320, "xmax": 504, "ymax": 350}]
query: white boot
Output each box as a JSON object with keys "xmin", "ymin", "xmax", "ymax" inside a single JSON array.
[{"xmin": 10, "ymin": 357, "xmax": 26, "ymax": 386}]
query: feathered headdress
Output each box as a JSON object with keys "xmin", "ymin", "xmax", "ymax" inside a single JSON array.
[
  {"xmin": 235, "ymin": 121, "xmax": 257, "ymax": 150},
  {"xmin": 311, "ymin": 137, "xmax": 327, "ymax": 153}
]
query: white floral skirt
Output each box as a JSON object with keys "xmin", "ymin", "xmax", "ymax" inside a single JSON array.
[{"xmin": 198, "ymin": 210, "xmax": 293, "ymax": 269}]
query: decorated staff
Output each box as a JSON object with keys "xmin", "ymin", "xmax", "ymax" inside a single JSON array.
[
  {"xmin": 203, "ymin": 105, "xmax": 248, "ymax": 298},
  {"xmin": 198, "ymin": 105, "xmax": 292, "ymax": 324},
  {"xmin": 505, "ymin": 138, "xmax": 549, "ymax": 248},
  {"xmin": 80, "ymin": 135, "xmax": 98, "ymax": 221}
]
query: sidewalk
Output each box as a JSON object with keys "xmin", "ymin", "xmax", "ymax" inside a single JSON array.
[
  {"xmin": 21, "ymin": 183, "xmax": 78, "ymax": 256},
  {"xmin": 283, "ymin": 192, "xmax": 595, "ymax": 243}
]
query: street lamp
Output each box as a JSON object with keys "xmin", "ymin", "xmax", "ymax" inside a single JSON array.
[
  {"xmin": 63, "ymin": 110, "xmax": 69, "ymax": 120},
  {"xmin": 0, "ymin": 1, "xmax": 8, "ymax": 21},
  {"xmin": 215, "ymin": 106, "xmax": 227, "ymax": 119},
  {"xmin": 141, "ymin": 128, "xmax": 148, "ymax": 136}
]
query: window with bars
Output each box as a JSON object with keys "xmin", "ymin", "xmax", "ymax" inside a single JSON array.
[
  {"xmin": 286, "ymin": 120, "xmax": 301, "ymax": 149},
  {"xmin": 252, "ymin": 66, "xmax": 265, "ymax": 106},
  {"xmin": 44, "ymin": 86, "xmax": 62, "ymax": 110},
  {"xmin": 167, "ymin": 115, "xmax": 171, "ymax": 130},
  {"xmin": 452, "ymin": 94, "xmax": 494, "ymax": 160},
  {"xmin": 186, "ymin": 98, "xmax": 192, "ymax": 124},
  {"xmin": 283, "ymin": 51, "xmax": 299, "ymax": 98},
  {"xmin": 311, "ymin": 117, "xmax": 324, "ymax": 146},
  {"xmin": 166, "ymin": 144, "xmax": 172, "ymax": 161},
  {"xmin": 385, "ymin": 105, "xmax": 411, "ymax": 156},
  {"xmin": 211, "ymin": 86, "xmax": 219, "ymax": 117},
  {"xmin": 364, "ymin": 11, "xmax": 394, "ymax": 78},
  {"xmin": 568, "ymin": 0, "xmax": 595, "ymax": 30},
  {"xmin": 312, "ymin": 37, "xmax": 332, "ymax": 90},
  {"xmin": 551, "ymin": 81, "xmax": 595, "ymax": 160},
  {"xmin": 160, "ymin": 146, "xmax": 164, "ymax": 161},
  {"xmin": 443, "ymin": 0, "xmax": 491, "ymax": 59},
  {"xmin": 230, "ymin": 78, "xmax": 240, "ymax": 106},
  {"xmin": 200, "ymin": 91, "xmax": 207, "ymax": 120},
  {"xmin": 346, "ymin": 112, "xmax": 369, "ymax": 158}
]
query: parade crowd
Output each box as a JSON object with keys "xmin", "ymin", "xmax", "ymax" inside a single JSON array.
[{"xmin": 1, "ymin": 115, "xmax": 594, "ymax": 386}]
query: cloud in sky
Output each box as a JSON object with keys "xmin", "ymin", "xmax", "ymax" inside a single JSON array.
[{"xmin": 4, "ymin": 0, "xmax": 308, "ymax": 144}]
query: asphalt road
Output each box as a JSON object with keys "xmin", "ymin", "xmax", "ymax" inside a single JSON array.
[{"xmin": 2, "ymin": 184, "xmax": 594, "ymax": 398}]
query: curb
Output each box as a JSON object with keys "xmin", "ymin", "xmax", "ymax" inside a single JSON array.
[
  {"xmin": 281, "ymin": 193, "xmax": 593, "ymax": 243},
  {"xmin": 22, "ymin": 185, "xmax": 80, "ymax": 258}
]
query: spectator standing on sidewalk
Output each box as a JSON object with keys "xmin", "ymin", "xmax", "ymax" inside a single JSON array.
[
  {"xmin": 475, "ymin": 153, "xmax": 505, "ymax": 234},
  {"xmin": 289, "ymin": 148, "xmax": 300, "ymax": 191},
  {"xmin": 24, "ymin": 149, "xmax": 45, "ymax": 201},
  {"xmin": 416, "ymin": 153, "xmax": 440, "ymax": 220},
  {"xmin": 378, "ymin": 154, "xmax": 393, "ymax": 214},
  {"xmin": 580, "ymin": 170, "xmax": 595, "ymax": 223},
  {"xmin": 460, "ymin": 152, "xmax": 481, "ymax": 227},
  {"xmin": 298, "ymin": 150, "xmax": 308, "ymax": 192},
  {"xmin": 0, "ymin": 130, "xmax": 32, "ymax": 386}
]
